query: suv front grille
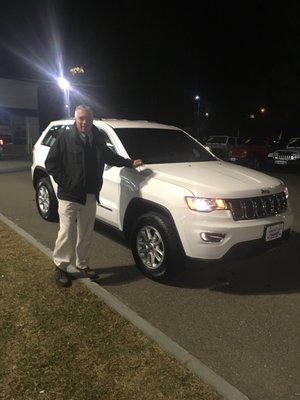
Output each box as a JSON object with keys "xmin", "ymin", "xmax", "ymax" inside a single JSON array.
[
  {"xmin": 227, "ymin": 192, "xmax": 287, "ymax": 221},
  {"xmin": 276, "ymin": 151, "xmax": 296, "ymax": 160}
]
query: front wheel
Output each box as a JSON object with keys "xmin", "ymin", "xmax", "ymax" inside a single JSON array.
[
  {"xmin": 35, "ymin": 177, "xmax": 58, "ymax": 221},
  {"xmin": 130, "ymin": 212, "xmax": 184, "ymax": 280}
]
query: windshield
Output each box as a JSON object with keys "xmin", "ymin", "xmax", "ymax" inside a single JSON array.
[
  {"xmin": 287, "ymin": 137, "xmax": 300, "ymax": 147},
  {"xmin": 206, "ymin": 136, "xmax": 227, "ymax": 144},
  {"xmin": 114, "ymin": 128, "xmax": 216, "ymax": 164},
  {"xmin": 243, "ymin": 137, "xmax": 268, "ymax": 145}
]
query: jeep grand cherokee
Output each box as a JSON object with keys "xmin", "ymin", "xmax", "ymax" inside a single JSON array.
[{"xmin": 31, "ymin": 119, "xmax": 294, "ymax": 280}]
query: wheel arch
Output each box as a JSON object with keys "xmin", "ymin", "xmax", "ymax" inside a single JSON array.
[
  {"xmin": 123, "ymin": 198, "xmax": 185, "ymax": 255},
  {"xmin": 33, "ymin": 167, "xmax": 49, "ymax": 189}
]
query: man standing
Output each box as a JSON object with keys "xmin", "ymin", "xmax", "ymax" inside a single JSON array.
[{"xmin": 45, "ymin": 105, "xmax": 143, "ymax": 287}]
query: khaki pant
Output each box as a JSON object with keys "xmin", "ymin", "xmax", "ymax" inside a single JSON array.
[{"xmin": 53, "ymin": 194, "xmax": 97, "ymax": 271}]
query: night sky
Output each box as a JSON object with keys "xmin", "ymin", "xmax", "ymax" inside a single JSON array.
[{"xmin": 1, "ymin": 1, "xmax": 300, "ymax": 137}]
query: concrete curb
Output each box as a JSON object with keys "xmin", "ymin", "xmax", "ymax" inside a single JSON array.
[{"xmin": 0, "ymin": 212, "xmax": 250, "ymax": 400}]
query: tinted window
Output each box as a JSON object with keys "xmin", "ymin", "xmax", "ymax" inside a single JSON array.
[
  {"xmin": 41, "ymin": 125, "xmax": 70, "ymax": 147},
  {"xmin": 99, "ymin": 129, "xmax": 117, "ymax": 153},
  {"xmin": 114, "ymin": 128, "xmax": 216, "ymax": 164}
]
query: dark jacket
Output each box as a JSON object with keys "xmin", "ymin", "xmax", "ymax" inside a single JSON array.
[{"xmin": 45, "ymin": 123, "xmax": 133, "ymax": 204}]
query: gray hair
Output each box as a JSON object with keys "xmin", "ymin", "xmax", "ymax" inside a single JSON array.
[{"xmin": 74, "ymin": 105, "xmax": 94, "ymax": 118}]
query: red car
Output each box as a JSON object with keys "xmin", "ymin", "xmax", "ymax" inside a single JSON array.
[{"xmin": 228, "ymin": 137, "xmax": 281, "ymax": 170}]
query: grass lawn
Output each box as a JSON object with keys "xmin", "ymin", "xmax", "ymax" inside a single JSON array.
[{"xmin": 0, "ymin": 220, "xmax": 223, "ymax": 400}]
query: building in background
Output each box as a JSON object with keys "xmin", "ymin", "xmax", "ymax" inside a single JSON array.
[{"xmin": 0, "ymin": 77, "xmax": 39, "ymax": 157}]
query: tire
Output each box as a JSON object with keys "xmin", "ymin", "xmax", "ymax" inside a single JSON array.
[
  {"xmin": 35, "ymin": 177, "xmax": 58, "ymax": 221},
  {"xmin": 130, "ymin": 212, "xmax": 184, "ymax": 280}
]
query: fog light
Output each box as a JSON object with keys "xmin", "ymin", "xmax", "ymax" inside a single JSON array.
[{"xmin": 200, "ymin": 232, "xmax": 226, "ymax": 242}]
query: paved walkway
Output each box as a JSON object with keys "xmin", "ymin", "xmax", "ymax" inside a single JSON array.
[{"xmin": 1, "ymin": 156, "xmax": 300, "ymax": 400}]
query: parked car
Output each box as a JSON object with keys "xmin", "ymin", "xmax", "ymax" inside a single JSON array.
[
  {"xmin": 0, "ymin": 134, "xmax": 13, "ymax": 157},
  {"xmin": 228, "ymin": 136, "xmax": 280, "ymax": 170},
  {"xmin": 31, "ymin": 119, "xmax": 294, "ymax": 280},
  {"xmin": 268, "ymin": 137, "xmax": 300, "ymax": 168},
  {"xmin": 205, "ymin": 135, "xmax": 244, "ymax": 159}
]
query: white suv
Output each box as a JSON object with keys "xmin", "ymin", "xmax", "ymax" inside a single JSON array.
[
  {"xmin": 269, "ymin": 137, "xmax": 300, "ymax": 168},
  {"xmin": 31, "ymin": 119, "xmax": 294, "ymax": 280}
]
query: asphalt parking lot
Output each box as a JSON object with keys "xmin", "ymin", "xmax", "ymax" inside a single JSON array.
[{"xmin": 0, "ymin": 157, "xmax": 299, "ymax": 400}]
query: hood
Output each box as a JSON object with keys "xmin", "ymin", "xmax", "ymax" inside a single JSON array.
[
  {"xmin": 285, "ymin": 147, "xmax": 300, "ymax": 151},
  {"xmin": 143, "ymin": 160, "xmax": 284, "ymax": 198}
]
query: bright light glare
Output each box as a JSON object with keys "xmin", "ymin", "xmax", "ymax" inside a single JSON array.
[
  {"xmin": 57, "ymin": 77, "xmax": 70, "ymax": 90},
  {"xmin": 0, "ymin": 2, "xmax": 107, "ymax": 114}
]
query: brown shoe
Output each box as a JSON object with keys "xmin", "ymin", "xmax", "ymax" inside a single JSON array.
[
  {"xmin": 78, "ymin": 267, "xmax": 98, "ymax": 279},
  {"xmin": 55, "ymin": 267, "xmax": 72, "ymax": 287}
]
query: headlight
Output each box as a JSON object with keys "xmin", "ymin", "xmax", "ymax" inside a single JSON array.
[
  {"xmin": 185, "ymin": 197, "xmax": 228, "ymax": 212},
  {"xmin": 284, "ymin": 186, "xmax": 289, "ymax": 199}
]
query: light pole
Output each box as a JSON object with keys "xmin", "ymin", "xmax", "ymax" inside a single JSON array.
[
  {"xmin": 57, "ymin": 77, "xmax": 71, "ymax": 117},
  {"xmin": 194, "ymin": 95, "xmax": 201, "ymax": 138}
]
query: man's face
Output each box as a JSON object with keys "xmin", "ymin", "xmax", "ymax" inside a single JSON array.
[{"xmin": 75, "ymin": 109, "xmax": 93, "ymax": 134}]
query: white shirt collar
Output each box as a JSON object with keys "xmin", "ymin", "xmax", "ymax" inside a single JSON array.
[{"xmin": 79, "ymin": 132, "xmax": 93, "ymax": 144}]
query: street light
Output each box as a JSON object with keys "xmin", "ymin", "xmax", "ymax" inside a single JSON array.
[
  {"xmin": 260, "ymin": 107, "xmax": 266, "ymax": 135},
  {"xmin": 57, "ymin": 77, "xmax": 71, "ymax": 117},
  {"xmin": 194, "ymin": 95, "xmax": 201, "ymax": 138},
  {"xmin": 195, "ymin": 95, "xmax": 200, "ymax": 117}
]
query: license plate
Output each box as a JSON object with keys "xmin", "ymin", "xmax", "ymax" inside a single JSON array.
[
  {"xmin": 265, "ymin": 222, "xmax": 284, "ymax": 242},
  {"xmin": 229, "ymin": 157, "xmax": 237, "ymax": 161},
  {"xmin": 275, "ymin": 160, "xmax": 287, "ymax": 165}
]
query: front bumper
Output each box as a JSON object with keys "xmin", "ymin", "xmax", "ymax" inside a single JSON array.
[
  {"xmin": 274, "ymin": 159, "xmax": 300, "ymax": 166},
  {"xmin": 175, "ymin": 208, "xmax": 295, "ymax": 260}
]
